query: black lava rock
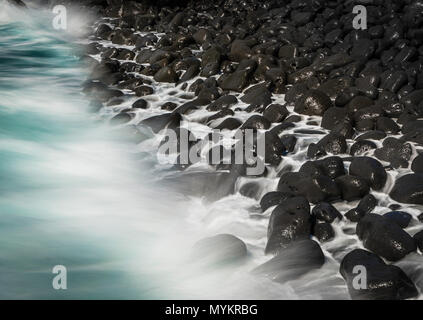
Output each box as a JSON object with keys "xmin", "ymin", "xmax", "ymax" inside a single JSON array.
[
  {"xmin": 357, "ymin": 214, "xmax": 417, "ymax": 261},
  {"xmin": 340, "ymin": 249, "xmax": 418, "ymax": 300},
  {"xmin": 349, "ymin": 157, "xmax": 387, "ymax": 191},
  {"xmin": 265, "ymin": 197, "xmax": 312, "ymax": 255},
  {"xmin": 390, "ymin": 174, "xmax": 423, "ymax": 205}
]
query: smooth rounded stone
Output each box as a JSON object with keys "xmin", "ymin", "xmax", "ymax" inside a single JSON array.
[
  {"xmin": 307, "ymin": 133, "xmax": 347, "ymax": 159},
  {"xmin": 206, "ymin": 109, "xmax": 234, "ymax": 123},
  {"xmin": 380, "ymin": 101, "xmax": 405, "ymax": 118},
  {"xmin": 161, "ymin": 102, "xmax": 177, "ymax": 111},
  {"xmin": 351, "ymin": 38, "xmax": 375, "ymax": 61},
  {"xmin": 285, "ymin": 83, "xmax": 308, "ymax": 104},
  {"xmin": 315, "ymin": 156, "xmax": 346, "ymax": 180},
  {"xmin": 154, "ymin": 66, "xmax": 178, "ymax": 83},
  {"xmin": 390, "ymin": 174, "xmax": 423, "ymax": 205},
  {"xmin": 219, "ymin": 70, "xmax": 250, "ymax": 92},
  {"xmin": 375, "ymin": 117, "xmax": 400, "ymax": 134},
  {"xmin": 139, "ymin": 112, "xmax": 182, "ymax": 134},
  {"xmin": 193, "ymin": 28, "xmax": 212, "ymax": 44},
  {"xmin": 239, "ymin": 182, "xmax": 261, "ymax": 200},
  {"xmin": 383, "ymin": 211, "xmax": 412, "ymax": 229},
  {"xmin": 400, "ymin": 89, "xmax": 423, "ymax": 108},
  {"xmin": 355, "ymin": 130, "xmax": 386, "ymax": 141},
  {"xmin": 262, "ymin": 131, "xmax": 285, "ymax": 166},
  {"xmin": 110, "ymin": 112, "xmax": 132, "ymax": 125},
  {"xmin": 333, "ymin": 123, "xmax": 354, "ymax": 139},
  {"xmin": 294, "ymin": 89, "xmax": 332, "ymax": 116},
  {"xmin": 132, "ymin": 98, "xmax": 148, "ymax": 109},
  {"xmin": 402, "ymin": 120, "xmax": 423, "ymax": 135},
  {"xmin": 191, "ymin": 234, "xmax": 247, "ymax": 264},
  {"xmin": 355, "ymin": 77, "xmax": 378, "ymax": 99},
  {"xmin": 173, "ymin": 98, "xmax": 209, "ymax": 115},
  {"xmin": 346, "ymin": 96, "xmax": 374, "ymax": 115},
  {"xmin": 355, "ymin": 119, "xmax": 375, "ymax": 132},
  {"xmin": 350, "ymin": 140, "xmax": 377, "ymax": 156},
  {"xmin": 354, "ymin": 106, "xmax": 383, "ymax": 123},
  {"xmin": 321, "ymin": 107, "xmax": 350, "ymax": 130},
  {"xmin": 270, "ymin": 122, "xmax": 295, "ymax": 136},
  {"xmin": 345, "ymin": 194, "xmax": 377, "ymax": 222},
  {"xmin": 340, "ymin": 249, "xmax": 418, "ymax": 300},
  {"xmin": 374, "ymin": 138, "xmax": 412, "ymax": 169},
  {"xmin": 277, "ymin": 172, "xmax": 340, "ymax": 204},
  {"xmin": 240, "ymin": 83, "xmax": 272, "ymax": 107},
  {"xmin": 287, "ymin": 66, "xmax": 315, "ymax": 84},
  {"xmin": 253, "ymin": 240, "xmax": 324, "ymax": 283},
  {"xmin": 349, "ymin": 157, "xmax": 387, "ymax": 191},
  {"xmin": 260, "ymin": 191, "xmax": 292, "ymax": 212},
  {"xmin": 207, "ymin": 95, "xmax": 238, "ymax": 111},
  {"xmin": 214, "ymin": 118, "xmax": 242, "ymax": 131},
  {"xmin": 414, "ymin": 231, "xmax": 423, "ymax": 251},
  {"xmin": 312, "ymin": 202, "xmax": 342, "ymax": 223},
  {"xmin": 241, "ymin": 115, "xmax": 271, "ymax": 130},
  {"xmin": 381, "ymin": 71, "xmax": 408, "ymax": 93},
  {"xmin": 134, "ymin": 85, "xmax": 154, "ymax": 97},
  {"xmin": 357, "ymin": 214, "xmax": 417, "ymax": 261},
  {"xmin": 312, "ymin": 222, "xmax": 335, "ymax": 242},
  {"xmin": 280, "ymin": 135, "xmax": 297, "ymax": 153},
  {"xmin": 265, "ymin": 197, "xmax": 311, "ymax": 255},
  {"xmin": 335, "ymin": 175, "xmax": 370, "ymax": 202},
  {"xmin": 263, "ymin": 104, "xmax": 289, "ymax": 123},
  {"xmin": 411, "ymin": 154, "xmax": 423, "ymax": 173}
]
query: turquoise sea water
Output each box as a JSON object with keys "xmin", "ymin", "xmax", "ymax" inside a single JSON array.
[{"xmin": 0, "ymin": 5, "xmax": 168, "ymax": 299}]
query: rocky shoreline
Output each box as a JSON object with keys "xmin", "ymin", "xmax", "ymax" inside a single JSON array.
[{"xmin": 27, "ymin": 0, "xmax": 423, "ymax": 299}]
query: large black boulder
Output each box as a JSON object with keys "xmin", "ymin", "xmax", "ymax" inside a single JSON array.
[
  {"xmin": 253, "ymin": 240, "xmax": 325, "ymax": 282},
  {"xmin": 340, "ymin": 249, "xmax": 418, "ymax": 300},
  {"xmin": 356, "ymin": 214, "xmax": 417, "ymax": 261},
  {"xmin": 294, "ymin": 89, "xmax": 332, "ymax": 116},
  {"xmin": 265, "ymin": 197, "xmax": 312, "ymax": 255},
  {"xmin": 349, "ymin": 157, "xmax": 387, "ymax": 190},
  {"xmin": 390, "ymin": 174, "xmax": 423, "ymax": 205}
]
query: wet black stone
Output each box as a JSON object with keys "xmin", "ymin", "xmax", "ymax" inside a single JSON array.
[
  {"xmin": 355, "ymin": 130, "xmax": 387, "ymax": 141},
  {"xmin": 390, "ymin": 174, "xmax": 423, "ymax": 205},
  {"xmin": 253, "ymin": 240, "xmax": 324, "ymax": 282},
  {"xmin": 349, "ymin": 157, "xmax": 387, "ymax": 191},
  {"xmin": 294, "ymin": 89, "xmax": 332, "ymax": 116},
  {"xmin": 384, "ymin": 211, "xmax": 412, "ymax": 229},
  {"xmin": 240, "ymin": 84, "xmax": 272, "ymax": 106},
  {"xmin": 313, "ymin": 222, "xmax": 335, "ymax": 242},
  {"xmin": 312, "ymin": 202, "xmax": 342, "ymax": 223},
  {"xmin": 207, "ymin": 95, "xmax": 238, "ymax": 111},
  {"xmin": 285, "ymin": 83, "xmax": 308, "ymax": 104},
  {"xmin": 374, "ymin": 138, "xmax": 412, "ymax": 169},
  {"xmin": 375, "ymin": 117, "xmax": 400, "ymax": 134},
  {"xmin": 280, "ymin": 135, "xmax": 297, "ymax": 153},
  {"xmin": 139, "ymin": 112, "xmax": 181, "ymax": 134},
  {"xmin": 321, "ymin": 107, "xmax": 350, "ymax": 130},
  {"xmin": 411, "ymin": 154, "xmax": 423, "ymax": 173},
  {"xmin": 340, "ymin": 249, "xmax": 418, "ymax": 300},
  {"xmin": 134, "ymin": 85, "xmax": 154, "ymax": 96},
  {"xmin": 265, "ymin": 197, "xmax": 311, "ymax": 255},
  {"xmin": 307, "ymin": 133, "xmax": 347, "ymax": 159},
  {"xmin": 260, "ymin": 191, "xmax": 292, "ymax": 212},
  {"xmin": 132, "ymin": 99, "xmax": 148, "ymax": 109},
  {"xmin": 414, "ymin": 231, "xmax": 423, "ymax": 251},
  {"xmin": 345, "ymin": 194, "xmax": 378, "ymax": 222},
  {"xmin": 350, "ymin": 140, "xmax": 377, "ymax": 156},
  {"xmin": 241, "ymin": 115, "xmax": 271, "ymax": 130},
  {"xmin": 161, "ymin": 102, "xmax": 177, "ymax": 111},
  {"xmin": 214, "ymin": 117, "xmax": 242, "ymax": 131},
  {"xmin": 263, "ymin": 104, "xmax": 289, "ymax": 123},
  {"xmin": 357, "ymin": 214, "xmax": 417, "ymax": 261},
  {"xmin": 346, "ymin": 96, "xmax": 374, "ymax": 115},
  {"xmin": 154, "ymin": 66, "xmax": 178, "ymax": 83},
  {"xmin": 335, "ymin": 175, "xmax": 370, "ymax": 202}
]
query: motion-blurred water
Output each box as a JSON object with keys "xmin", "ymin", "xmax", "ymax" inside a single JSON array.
[{"xmin": 0, "ymin": 3, "xmax": 177, "ymax": 299}]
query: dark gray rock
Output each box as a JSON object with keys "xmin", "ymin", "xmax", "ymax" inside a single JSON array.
[
  {"xmin": 349, "ymin": 157, "xmax": 387, "ymax": 190},
  {"xmin": 390, "ymin": 174, "xmax": 423, "ymax": 205},
  {"xmin": 340, "ymin": 249, "xmax": 418, "ymax": 300},
  {"xmin": 357, "ymin": 214, "xmax": 417, "ymax": 261}
]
